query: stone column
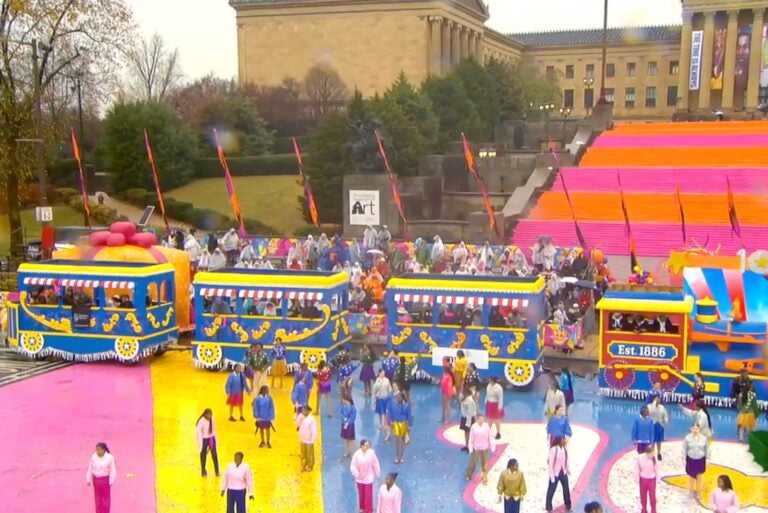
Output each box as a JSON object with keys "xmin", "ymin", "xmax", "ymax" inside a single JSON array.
[
  {"xmin": 747, "ymin": 8, "xmax": 765, "ymax": 108},
  {"xmin": 721, "ymin": 10, "xmax": 740, "ymax": 108},
  {"xmin": 475, "ymin": 32, "xmax": 483, "ymax": 63},
  {"xmin": 451, "ymin": 23, "xmax": 461, "ymax": 65},
  {"xmin": 460, "ymin": 27, "xmax": 469, "ymax": 60},
  {"xmin": 698, "ymin": 12, "xmax": 716, "ymax": 109},
  {"xmin": 429, "ymin": 17, "xmax": 442, "ymax": 75},
  {"xmin": 441, "ymin": 19, "xmax": 452, "ymax": 74},
  {"xmin": 678, "ymin": 13, "xmax": 694, "ymax": 110}
]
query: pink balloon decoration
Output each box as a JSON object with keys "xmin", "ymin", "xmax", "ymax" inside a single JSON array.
[
  {"xmin": 89, "ymin": 231, "xmax": 111, "ymax": 247},
  {"xmin": 132, "ymin": 232, "xmax": 157, "ymax": 248},
  {"xmin": 106, "ymin": 233, "xmax": 126, "ymax": 247},
  {"xmin": 110, "ymin": 222, "xmax": 137, "ymax": 239}
]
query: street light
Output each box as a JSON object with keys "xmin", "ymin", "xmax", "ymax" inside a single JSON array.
[
  {"xmin": 583, "ymin": 76, "xmax": 595, "ymax": 116},
  {"xmin": 536, "ymin": 102, "xmax": 556, "ymax": 142},
  {"xmin": 559, "ymin": 107, "xmax": 572, "ymax": 141}
]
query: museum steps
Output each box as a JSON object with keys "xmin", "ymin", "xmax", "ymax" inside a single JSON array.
[{"xmin": 510, "ymin": 121, "xmax": 768, "ymax": 257}]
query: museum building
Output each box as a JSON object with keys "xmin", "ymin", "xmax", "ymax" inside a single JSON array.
[{"xmin": 231, "ymin": 0, "xmax": 768, "ymax": 118}]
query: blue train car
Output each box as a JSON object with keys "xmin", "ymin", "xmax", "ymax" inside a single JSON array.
[
  {"xmin": 385, "ymin": 274, "xmax": 548, "ymax": 387},
  {"xmin": 191, "ymin": 268, "xmax": 350, "ymax": 370},
  {"xmin": 7, "ymin": 260, "xmax": 177, "ymax": 362}
]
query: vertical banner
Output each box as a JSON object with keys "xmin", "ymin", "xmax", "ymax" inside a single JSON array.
[
  {"xmin": 461, "ymin": 133, "xmax": 501, "ymax": 242},
  {"xmin": 761, "ymin": 23, "xmax": 768, "ymax": 88},
  {"xmin": 735, "ymin": 27, "xmax": 752, "ymax": 93},
  {"xmin": 690, "ymin": 30, "xmax": 704, "ymax": 90},
  {"xmin": 143, "ymin": 130, "xmax": 170, "ymax": 233},
  {"xmin": 710, "ymin": 14, "xmax": 727, "ymax": 90},
  {"xmin": 213, "ymin": 129, "xmax": 247, "ymax": 237},
  {"xmin": 291, "ymin": 137, "xmax": 320, "ymax": 228},
  {"xmin": 69, "ymin": 128, "xmax": 91, "ymax": 226},
  {"xmin": 374, "ymin": 130, "xmax": 408, "ymax": 238}
]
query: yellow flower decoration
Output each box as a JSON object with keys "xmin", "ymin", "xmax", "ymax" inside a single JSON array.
[
  {"xmin": 418, "ymin": 331, "xmax": 438, "ymax": 350},
  {"xmin": 147, "ymin": 312, "xmax": 161, "ymax": 329},
  {"xmin": 203, "ymin": 316, "xmax": 224, "ymax": 337},
  {"xmin": 390, "ymin": 327, "xmax": 412, "ymax": 346},
  {"xmin": 230, "ymin": 322, "xmax": 250, "ymax": 343},
  {"xmin": 19, "ymin": 331, "xmax": 44, "ymax": 355},
  {"xmin": 102, "ymin": 313, "xmax": 120, "ymax": 333},
  {"xmin": 114, "ymin": 337, "xmax": 139, "ymax": 361},
  {"xmin": 450, "ymin": 332, "xmax": 467, "ymax": 348},
  {"xmin": 196, "ymin": 343, "xmax": 223, "ymax": 368},
  {"xmin": 124, "ymin": 313, "xmax": 143, "ymax": 334},
  {"xmin": 332, "ymin": 319, "xmax": 341, "ymax": 341},
  {"xmin": 300, "ymin": 348, "xmax": 326, "ymax": 371},
  {"xmin": 506, "ymin": 332, "xmax": 525, "ymax": 355},
  {"xmin": 162, "ymin": 308, "xmax": 174, "ymax": 327},
  {"xmin": 479, "ymin": 334, "xmax": 500, "ymax": 356},
  {"xmin": 250, "ymin": 321, "xmax": 271, "ymax": 340}
]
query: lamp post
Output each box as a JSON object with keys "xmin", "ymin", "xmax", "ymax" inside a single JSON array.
[
  {"xmin": 598, "ymin": 0, "xmax": 609, "ymax": 103},
  {"xmin": 70, "ymin": 71, "xmax": 89, "ymax": 226},
  {"xmin": 583, "ymin": 77, "xmax": 595, "ymax": 116},
  {"xmin": 538, "ymin": 102, "xmax": 556, "ymax": 142},
  {"xmin": 559, "ymin": 107, "xmax": 572, "ymax": 141}
]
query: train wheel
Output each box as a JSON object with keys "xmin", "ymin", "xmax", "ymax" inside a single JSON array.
[
  {"xmin": 19, "ymin": 332, "xmax": 45, "ymax": 357},
  {"xmin": 195, "ymin": 343, "xmax": 223, "ymax": 369},
  {"xmin": 504, "ymin": 361, "xmax": 535, "ymax": 387},
  {"xmin": 114, "ymin": 337, "xmax": 140, "ymax": 362},
  {"xmin": 648, "ymin": 361, "xmax": 681, "ymax": 392},
  {"xmin": 604, "ymin": 360, "xmax": 636, "ymax": 390}
]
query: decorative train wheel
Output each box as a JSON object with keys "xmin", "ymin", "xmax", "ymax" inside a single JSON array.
[
  {"xmin": 195, "ymin": 343, "xmax": 223, "ymax": 368},
  {"xmin": 504, "ymin": 361, "xmax": 535, "ymax": 387},
  {"xmin": 604, "ymin": 360, "xmax": 635, "ymax": 390},
  {"xmin": 300, "ymin": 348, "xmax": 326, "ymax": 371},
  {"xmin": 648, "ymin": 361, "xmax": 681, "ymax": 392},
  {"xmin": 114, "ymin": 337, "xmax": 140, "ymax": 361},
  {"xmin": 19, "ymin": 332, "xmax": 45, "ymax": 356}
]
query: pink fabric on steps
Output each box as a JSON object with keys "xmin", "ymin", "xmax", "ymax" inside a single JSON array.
[{"xmin": 592, "ymin": 133, "xmax": 768, "ymax": 148}]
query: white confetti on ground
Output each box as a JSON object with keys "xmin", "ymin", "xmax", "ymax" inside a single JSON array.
[
  {"xmin": 605, "ymin": 441, "xmax": 768, "ymax": 513},
  {"xmin": 440, "ymin": 422, "xmax": 602, "ymax": 513}
]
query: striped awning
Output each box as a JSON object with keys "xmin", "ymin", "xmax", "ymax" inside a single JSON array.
[
  {"xmin": 286, "ymin": 291, "xmax": 323, "ymax": 301},
  {"xmin": 200, "ymin": 288, "xmax": 235, "ymax": 297},
  {"xmin": 102, "ymin": 281, "xmax": 135, "ymax": 290},
  {"xmin": 490, "ymin": 298, "xmax": 529, "ymax": 308},
  {"xmin": 60, "ymin": 279, "xmax": 101, "ymax": 288},
  {"xmin": 238, "ymin": 290, "xmax": 283, "ymax": 300},
  {"xmin": 393, "ymin": 294, "xmax": 433, "ymax": 304},
  {"xmin": 23, "ymin": 277, "xmax": 56, "ymax": 286},
  {"xmin": 436, "ymin": 296, "xmax": 484, "ymax": 306}
]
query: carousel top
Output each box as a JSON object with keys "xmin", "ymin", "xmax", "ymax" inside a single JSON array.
[
  {"xmin": 194, "ymin": 267, "xmax": 349, "ymax": 288},
  {"xmin": 386, "ymin": 273, "xmax": 546, "ymax": 294},
  {"xmin": 18, "ymin": 260, "xmax": 174, "ymax": 278}
]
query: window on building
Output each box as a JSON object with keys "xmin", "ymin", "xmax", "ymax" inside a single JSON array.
[
  {"xmin": 606, "ymin": 63, "xmax": 615, "ymax": 78},
  {"xmin": 627, "ymin": 62, "xmax": 636, "ymax": 77},
  {"xmin": 563, "ymin": 89, "xmax": 574, "ymax": 108},
  {"xmin": 565, "ymin": 65, "xmax": 574, "ymax": 79},
  {"xmin": 546, "ymin": 65, "xmax": 555, "ymax": 79},
  {"xmin": 625, "ymin": 87, "xmax": 636, "ymax": 107},
  {"xmin": 667, "ymin": 85, "xmax": 679, "ymax": 107},
  {"xmin": 605, "ymin": 88, "xmax": 615, "ymax": 103},
  {"xmin": 646, "ymin": 86, "xmax": 657, "ymax": 108},
  {"xmin": 584, "ymin": 88, "xmax": 594, "ymax": 108},
  {"xmin": 647, "ymin": 61, "xmax": 658, "ymax": 76},
  {"xmin": 669, "ymin": 60, "xmax": 679, "ymax": 75},
  {"xmin": 585, "ymin": 64, "xmax": 595, "ymax": 79},
  {"xmin": 760, "ymin": 86, "xmax": 768, "ymax": 106}
]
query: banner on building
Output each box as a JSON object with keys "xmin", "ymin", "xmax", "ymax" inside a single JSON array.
[
  {"xmin": 711, "ymin": 15, "xmax": 727, "ymax": 90},
  {"xmin": 349, "ymin": 190, "xmax": 380, "ymax": 226},
  {"xmin": 760, "ymin": 23, "xmax": 768, "ymax": 88},
  {"xmin": 690, "ymin": 30, "xmax": 704, "ymax": 90},
  {"xmin": 735, "ymin": 27, "xmax": 751, "ymax": 93}
]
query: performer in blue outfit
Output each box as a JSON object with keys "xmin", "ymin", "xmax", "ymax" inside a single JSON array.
[
  {"xmin": 252, "ymin": 385, "xmax": 276, "ymax": 448},
  {"xmin": 558, "ymin": 367, "xmax": 575, "ymax": 409},
  {"xmin": 294, "ymin": 363, "xmax": 314, "ymax": 391},
  {"xmin": 646, "ymin": 381, "xmax": 663, "ymax": 405},
  {"xmin": 381, "ymin": 350, "xmax": 400, "ymax": 381},
  {"xmin": 225, "ymin": 363, "xmax": 251, "ymax": 422},
  {"xmin": 291, "ymin": 374, "xmax": 310, "ymax": 414},
  {"xmin": 545, "ymin": 404, "xmax": 573, "ymax": 445},
  {"xmin": 340, "ymin": 395, "xmax": 357, "ymax": 458},
  {"xmin": 631, "ymin": 405, "xmax": 656, "ymax": 453}
]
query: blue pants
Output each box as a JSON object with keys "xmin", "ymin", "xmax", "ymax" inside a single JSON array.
[
  {"xmin": 503, "ymin": 497, "xmax": 521, "ymax": 513},
  {"xmin": 545, "ymin": 471, "xmax": 571, "ymax": 511},
  {"xmin": 226, "ymin": 489, "xmax": 246, "ymax": 513}
]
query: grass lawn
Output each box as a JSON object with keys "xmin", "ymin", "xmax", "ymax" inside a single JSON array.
[
  {"xmin": 0, "ymin": 206, "xmax": 86, "ymax": 254},
  {"xmin": 166, "ymin": 175, "xmax": 306, "ymax": 235}
]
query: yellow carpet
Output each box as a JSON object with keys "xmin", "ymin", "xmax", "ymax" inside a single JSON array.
[{"xmin": 150, "ymin": 351, "xmax": 324, "ymax": 513}]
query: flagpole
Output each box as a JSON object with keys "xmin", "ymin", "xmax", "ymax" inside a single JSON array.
[
  {"xmin": 292, "ymin": 137, "xmax": 320, "ymax": 228},
  {"xmin": 143, "ymin": 130, "xmax": 170, "ymax": 234},
  {"xmin": 70, "ymin": 128, "xmax": 91, "ymax": 228}
]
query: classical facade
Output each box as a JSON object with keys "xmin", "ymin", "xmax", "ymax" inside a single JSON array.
[{"xmin": 231, "ymin": 0, "xmax": 768, "ymax": 119}]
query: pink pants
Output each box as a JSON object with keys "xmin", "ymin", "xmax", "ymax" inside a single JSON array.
[
  {"xmin": 356, "ymin": 482, "xmax": 373, "ymax": 513},
  {"xmin": 639, "ymin": 477, "xmax": 657, "ymax": 513},
  {"xmin": 93, "ymin": 476, "xmax": 111, "ymax": 513}
]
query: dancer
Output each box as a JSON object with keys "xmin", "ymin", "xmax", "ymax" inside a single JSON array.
[
  {"xmin": 646, "ymin": 382, "xmax": 663, "ymax": 405},
  {"xmin": 636, "ymin": 445, "xmax": 659, "ymax": 513},
  {"xmin": 247, "ymin": 343, "xmax": 270, "ymax": 392},
  {"xmin": 631, "ymin": 406, "xmax": 656, "ymax": 453},
  {"xmin": 340, "ymin": 395, "xmax": 357, "ymax": 458},
  {"xmin": 388, "ymin": 392, "xmax": 412, "ymax": 463},
  {"xmin": 291, "ymin": 373, "xmax": 310, "ymax": 414},
  {"xmin": 377, "ymin": 473, "xmax": 403, "ymax": 513},
  {"xmin": 710, "ymin": 474, "xmax": 739, "ymax": 513},
  {"xmin": 439, "ymin": 364, "xmax": 456, "ymax": 423},
  {"xmin": 359, "ymin": 345, "xmax": 377, "ymax": 397},
  {"xmin": 466, "ymin": 414, "xmax": 495, "ymax": 485},
  {"xmin": 316, "ymin": 361, "xmax": 333, "ymax": 417},
  {"xmin": 454, "ymin": 350, "xmax": 468, "ymax": 395},
  {"xmin": 682, "ymin": 423, "xmax": 709, "ymax": 499},
  {"xmin": 497, "ymin": 458, "xmax": 527, "ymax": 513},
  {"xmin": 340, "ymin": 376, "xmax": 354, "ymax": 400},
  {"xmin": 296, "ymin": 405, "xmax": 318, "ymax": 472},
  {"xmin": 559, "ymin": 367, "xmax": 575, "ymax": 411},
  {"xmin": 220, "ymin": 452, "xmax": 254, "ymax": 513},
  {"xmin": 86, "ymin": 442, "xmax": 116, "ymax": 513},
  {"xmin": 545, "ymin": 436, "xmax": 572, "ymax": 513},
  {"xmin": 350, "ymin": 439, "xmax": 382, "ymax": 513},
  {"xmin": 546, "ymin": 404, "xmax": 572, "ymax": 445},
  {"xmin": 647, "ymin": 395, "xmax": 668, "ymax": 460},
  {"xmin": 225, "ymin": 364, "xmax": 251, "ymax": 422},
  {"xmin": 270, "ymin": 338, "xmax": 287, "ymax": 389},
  {"xmin": 252, "ymin": 386, "xmax": 275, "ymax": 448},
  {"xmin": 394, "ymin": 355, "xmax": 412, "ymax": 403},
  {"xmin": 485, "ymin": 377, "xmax": 504, "ymax": 439},
  {"xmin": 691, "ymin": 372, "xmax": 706, "ymax": 406},
  {"xmin": 680, "ymin": 400, "xmax": 713, "ymax": 439},
  {"xmin": 381, "ymin": 350, "xmax": 400, "ymax": 381},
  {"xmin": 373, "ymin": 369, "xmax": 393, "ymax": 430},
  {"xmin": 544, "ymin": 378, "xmax": 566, "ymax": 419},
  {"xmin": 294, "ymin": 363, "xmax": 314, "ymax": 391},
  {"xmin": 465, "ymin": 362, "xmax": 482, "ymax": 392},
  {"xmin": 460, "ymin": 386, "xmax": 478, "ymax": 452},
  {"xmin": 736, "ymin": 382, "xmax": 759, "ymax": 443},
  {"xmin": 196, "ymin": 408, "xmax": 220, "ymax": 476}
]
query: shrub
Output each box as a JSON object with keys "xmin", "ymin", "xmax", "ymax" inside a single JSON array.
[
  {"xmin": 67, "ymin": 197, "xmax": 117, "ymax": 225},
  {"xmin": 49, "ymin": 187, "xmax": 80, "ymax": 205},
  {"xmin": 273, "ymin": 135, "xmax": 313, "ymax": 154},
  {"xmin": 122, "ymin": 188, "xmax": 149, "ymax": 204},
  {"xmin": 194, "ymin": 154, "xmax": 297, "ymax": 178}
]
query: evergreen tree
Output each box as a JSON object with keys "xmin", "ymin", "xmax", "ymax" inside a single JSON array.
[
  {"xmin": 453, "ymin": 59, "xmax": 501, "ymax": 140},
  {"xmin": 382, "ymin": 72, "xmax": 439, "ymax": 150},
  {"xmin": 421, "ymin": 74, "xmax": 484, "ymax": 147},
  {"xmin": 370, "ymin": 96, "xmax": 424, "ymax": 177}
]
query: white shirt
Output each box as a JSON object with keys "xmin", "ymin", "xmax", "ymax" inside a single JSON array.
[
  {"xmin": 486, "ymin": 382, "xmax": 503, "ymax": 404},
  {"xmin": 185, "ymin": 237, "xmax": 202, "ymax": 262},
  {"xmin": 86, "ymin": 452, "xmax": 117, "ymax": 485},
  {"xmin": 220, "ymin": 462, "xmax": 254, "ymax": 494}
]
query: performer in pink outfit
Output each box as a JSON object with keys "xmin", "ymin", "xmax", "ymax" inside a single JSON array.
[
  {"xmin": 376, "ymin": 473, "xmax": 403, "ymax": 513},
  {"xmin": 710, "ymin": 475, "xmax": 739, "ymax": 513},
  {"xmin": 196, "ymin": 408, "xmax": 220, "ymax": 477},
  {"xmin": 85, "ymin": 442, "xmax": 116, "ymax": 513},
  {"xmin": 350, "ymin": 439, "xmax": 382, "ymax": 513},
  {"xmin": 636, "ymin": 445, "xmax": 659, "ymax": 513},
  {"xmin": 466, "ymin": 414, "xmax": 496, "ymax": 484}
]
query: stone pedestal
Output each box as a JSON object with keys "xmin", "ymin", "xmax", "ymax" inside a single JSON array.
[
  {"xmin": 590, "ymin": 103, "xmax": 614, "ymax": 131},
  {"xmin": 343, "ymin": 174, "xmax": 403, "ymax": 238}
]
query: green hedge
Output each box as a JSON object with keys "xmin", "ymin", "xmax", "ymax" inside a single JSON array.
[
  {"xmin": 194, "ymin": 154, "xmax": 296, "ymax": 178},
  {"xmin": 273, "ymin": 135, "xmax": 313, "ymax": 154}
]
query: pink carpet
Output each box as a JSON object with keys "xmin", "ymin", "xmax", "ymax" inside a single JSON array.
[
  {"xmin": 1, "ymin": 364, "xmax": 156, "ymax": 513},
  {"xmin": 592, "ymin": 133, "xmax": 768, "ymax": 147}
]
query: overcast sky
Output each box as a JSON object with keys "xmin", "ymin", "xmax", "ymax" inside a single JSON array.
[{"xmin": 126, "ymin": 0, "xmax": 683, "ymax": 80}]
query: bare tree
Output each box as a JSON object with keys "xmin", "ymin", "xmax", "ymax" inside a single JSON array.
[
  {"xmin": 303, "ymin": 64, "xmax": 349, "ymax": 120},
  {"xmin": 124, "ymin": 32, "xmax": 182, "ymax": 102}
]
